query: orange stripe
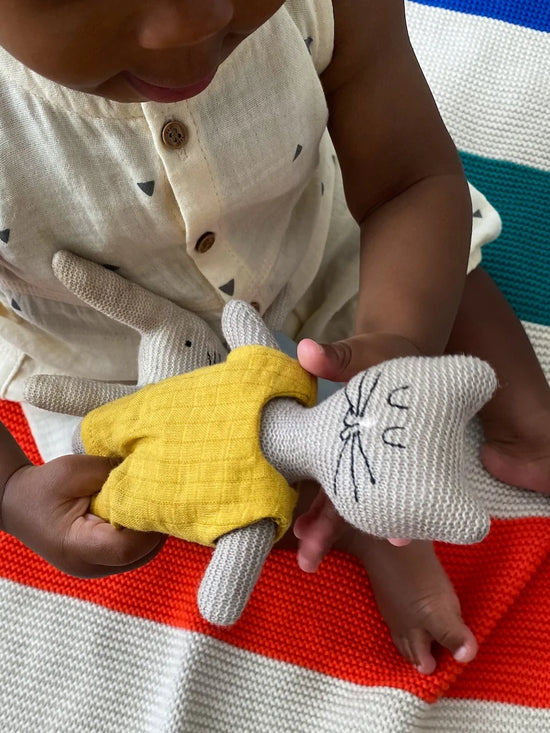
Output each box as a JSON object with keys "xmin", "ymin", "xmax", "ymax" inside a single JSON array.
[
  {"xmin": 0, "ymin": 399, "xmax": 42, "ymax": 465},
  {"xmin": 1, "ymin": 398, "xmax": 550, "ymax": 706},
  {"xmin": 1, "ymin": 521, "xmax": 549, "ymax": 705},
  {"xmin": 448, "ymin": 548, "xmax": 550, "ymax": 708}
]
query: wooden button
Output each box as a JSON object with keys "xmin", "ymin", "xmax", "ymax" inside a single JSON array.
[
  {"xmin": 161, "ymin": 120, "xmax": 188, "ymax": 149},
  {"xmin": 195, "ymin": 232, "xmax": 216, "ymax": 253}
]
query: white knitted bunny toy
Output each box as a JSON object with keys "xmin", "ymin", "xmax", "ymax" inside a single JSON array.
[{"xmin": 25, "ymin": 251, "xmax": 497, "ymax": 626}]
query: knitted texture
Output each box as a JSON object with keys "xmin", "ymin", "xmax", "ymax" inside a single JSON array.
[
  {"xmin": 24, "ymin": 256, "xmax": 293, "ymax": 625},
  {"xmin": 73, "ymin": 294, "xmax": 493, "ymax": 548},
  {"xmin": 24, "ymin": 256, "xmax": 321, "ymax": 625},
  {"xmin": 218, "ymin": 300, "xmax": 494, "ymax": 546},
  {"xmin": 223, "ymin": 298, "xmax": 282, "ymax": 351},
  {"xmin": 0, "ymin": 418, "xmax": 549, "ymax": 731},
  {"xmin": 82, "ymin": 346, "xmax": 316, "ymax": 546},
  {"xmin": 413, "ymin": 0, "xmax": 550, "ymax": 29},
  {"xmin": 197, "ymin": 518, "xmax": 277, "ymax": 626}
]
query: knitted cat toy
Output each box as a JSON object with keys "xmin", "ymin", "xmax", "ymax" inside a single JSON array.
[{"xmin": 25, "ymin": 251, "xmax": 497, "ymax": 626}]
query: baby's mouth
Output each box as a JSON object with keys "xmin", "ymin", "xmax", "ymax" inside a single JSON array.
[{"xmin": 123, "ymin": 71, "xmax": 217, "ymax": 103}]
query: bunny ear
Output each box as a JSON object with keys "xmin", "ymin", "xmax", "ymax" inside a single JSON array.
[
  {"xmin": 24, "ymin": 374, "xmax": 134, "ymax": 416},
  {"xmin": 52, "ymin": 250, "xmax": 175, "ymax": 334},
  {"xmin": 221, "ymin": 300, "xmax": 280, "ymax": 350},
  {"xmin": 53, "ymin": 250, "xmax": 227, "ymax": 382}
]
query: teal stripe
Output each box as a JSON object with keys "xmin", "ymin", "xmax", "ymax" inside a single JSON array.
[{"xmin": 461, "ymin": 152, "xmax": 550, "ymax": 327}]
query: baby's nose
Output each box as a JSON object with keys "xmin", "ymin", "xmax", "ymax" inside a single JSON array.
[{"xmin": 136, "ymin": 0, "xmax": 234, "ymax": 50}]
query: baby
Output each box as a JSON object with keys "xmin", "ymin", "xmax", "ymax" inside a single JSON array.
[{"xmin": 0, "ymin": 0, "xmax": 548, "ymax": 678}]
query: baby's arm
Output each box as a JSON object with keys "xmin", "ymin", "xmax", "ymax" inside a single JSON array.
[
  {"xmin": 294, "ymin": 2, "xmax": 478, "ymax": 670},
  {"xmin": 0, "ymin": 421, "xmax": 164, "ymax": 577},
  {"xmin": 296, "ymin": 0, "xmax": 472, "ymax": 562},
  {"xmin": 317, "ymin": 0, "xmax": 471, "ymax": 377}
]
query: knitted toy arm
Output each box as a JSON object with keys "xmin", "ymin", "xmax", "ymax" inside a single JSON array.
[
  {"xmin": 197, "ymin": 518, "xmax": 276, "ymax": 626},
  {"xmin": 223, "ymin": 298, "xmax": 281, "ymax": 352}
]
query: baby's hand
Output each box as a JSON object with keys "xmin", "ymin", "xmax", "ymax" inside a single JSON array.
[
  {"xmin": 295, "ymin": 332, "xmax": 420, "ymax": 569},
  {"xmin": 0, "ymin": 455, "xmax": 165, "ymax": 577}
]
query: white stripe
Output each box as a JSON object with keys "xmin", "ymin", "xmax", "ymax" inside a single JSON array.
[
  {"xmin": 0, "ymin": 580, "xmax": 421, "ymax": 733},
  {"xmin": 422, "ymin": 698, "xmax": 550, "ymax": 732},
  {"xmin": 0, "ymin": 581, "xmax": 549, "ymax": 732},
  {"xmin": 405, "ymin": 3, "xmax": 550, "ymax": 171}
]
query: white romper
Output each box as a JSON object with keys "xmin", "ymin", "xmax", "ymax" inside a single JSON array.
[{"xmin": 0, "ymin": 0, "xmax": 500, "ymax": 402}]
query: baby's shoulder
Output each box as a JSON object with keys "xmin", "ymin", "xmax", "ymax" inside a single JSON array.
[{"xmin": 282, "ymin": 0, "xmax": 335, "ymax": 74}]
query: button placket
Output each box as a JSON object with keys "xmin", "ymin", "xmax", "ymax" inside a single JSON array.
[{"xmin": 143, "ymin": 104, "xmax": 227, "ymax": 309}]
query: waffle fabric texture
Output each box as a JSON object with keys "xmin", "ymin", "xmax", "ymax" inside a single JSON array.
[{"xmin": 82, "ymin": 345, "xmax": 316, "ymax": 546}]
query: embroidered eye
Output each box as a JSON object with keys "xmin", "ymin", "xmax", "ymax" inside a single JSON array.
[{"xmin": 387, "ymin": 385, "xmax": 410, "ymax": 410}]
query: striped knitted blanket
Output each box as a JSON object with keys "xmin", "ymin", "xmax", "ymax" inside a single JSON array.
[{"xmin": 1, "ymin": 2, "xmax": 549, "ymax": 730}]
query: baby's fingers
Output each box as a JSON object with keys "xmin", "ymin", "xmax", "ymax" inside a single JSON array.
[
  {"xmin": 294, "ymin": 491, "xmax": 346, "ymax": 572},
  {"xmin": 66, "ymin": 514, "xmax": 165, "ymax": 578},
  {"xmin": 388, "ymin": 537, "xmax": 412, "ymax": 547}
]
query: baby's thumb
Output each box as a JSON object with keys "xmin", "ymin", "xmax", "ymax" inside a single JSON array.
[
  {"xmin": 68, "ymin": 513, "xmax": 165, "ymax": 576},
  {"xmin": 297, "ymin": 337, "xmax": 369, "ymax": 382}
]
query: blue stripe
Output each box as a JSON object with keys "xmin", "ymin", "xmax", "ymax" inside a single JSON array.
[
  {"xmin": 410, "ymin": 0, "xmax": 550, "ymax": 32},
  {"xmin": 460, "ymin": 152, "xmax": 550, "ymax": 327}
]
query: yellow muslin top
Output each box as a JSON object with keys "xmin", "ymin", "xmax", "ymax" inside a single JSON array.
[{"xmin": 82, "ymin": 345, "xmax": 317, "ymax": 546}]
